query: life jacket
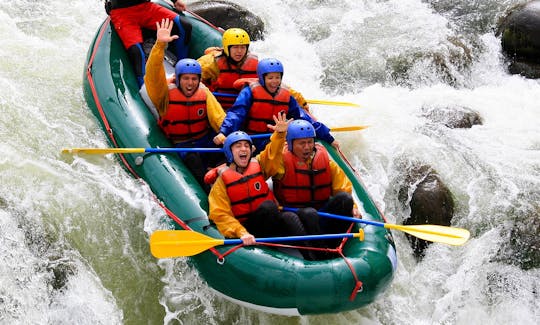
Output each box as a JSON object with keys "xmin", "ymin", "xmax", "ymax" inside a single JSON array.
[
  {"xmin": 213, "ymin": 54, "xmax": 258, "ymax": 110},
  {"xmin": 159, "ymin": 85, "xmax": 209, "ymax": 142},
  {"xmin": 246, "ymin": 82, "xmax": 290, "ymax": 133},
  {"xmin": 219, "ymin": 159, "xmax": 275, "ymax": 221},
  {"xmin": 274, "ymin": 144, "xmax": 332, "ymax": 209}
]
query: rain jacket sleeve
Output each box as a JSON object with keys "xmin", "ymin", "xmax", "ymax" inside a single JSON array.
[
  {"xmin": 218, "ymin": 86, "xmax": 254, "ymax": 136},
  {"xmin": 197, "ymin": 49, "xmax": 221, "ymax": 85},
  {"xmin": 204, "ymin": 88, "xmax": 226, "ymax": 132},
  {"xmin": 144, "ymin": 40, "xmax": 169, "ymax": 117},
  {"xmin": 329, "ymin": 160, "xmax": 352, "ymax": 195},
  {"xmin": 208, "ymin": 131, "xmax": 285, "ymax": 238}
]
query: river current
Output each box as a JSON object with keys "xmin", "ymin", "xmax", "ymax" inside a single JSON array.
[{"xmin": 1, "ymin": 0, "xmax": 539, "ymax": 324}]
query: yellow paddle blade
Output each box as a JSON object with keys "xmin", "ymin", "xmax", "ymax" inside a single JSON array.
[
  {"xmin": 62, "ymin": 148, "xmax": 146, "ymax": 154},
  {"xmin": 330, "ymin": 126, "xmax": 369, "ymax": 132},
  {"xmin": 385, "ymin": 224, "xmax": 470, "ymax": 246},
  {"xmin": 150, "ymin": 230, "xmax": 225, "ymax": 258},
  {"xmin": 307, "ymin": 99, "xmax": 361, "ymax": 107}
]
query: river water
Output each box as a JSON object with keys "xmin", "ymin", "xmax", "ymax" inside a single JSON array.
[{"xmin": 1, "ymin": 0, "xmax": 539, "ymax": 324}]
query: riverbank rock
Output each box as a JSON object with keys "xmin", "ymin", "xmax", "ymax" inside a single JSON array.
[
  {"xmin": 189, "ymin": 0, "xmax": 265, "ymax": 40},
  {"xmin": 398, "ymin": 164, "xmax": 455, "ymax": 258},
  {"xmin": 422, "ymin": 105, "xmax": 483, "ymax": 129},
  {"xmin": 497, "ymin": 1, "xmax": 540, "ymax": 78}
]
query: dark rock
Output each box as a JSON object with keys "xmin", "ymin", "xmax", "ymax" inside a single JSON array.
[
  {"xmin": 189, "ymin": 0, "xmax": 265, "ymax": 41},
  {"xmin": 422, "ymin": 105, "xmax": 483, "ymax": 129},
  {"xmin": 399, "ymin": 164, "xmax": 455, "ymax": 259},
  {"xmin": 497, "ymin": 1, "xmax": 540, "ymax": 78}
]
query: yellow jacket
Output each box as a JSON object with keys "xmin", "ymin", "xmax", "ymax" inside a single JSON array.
[
  {"xmin": 208, "ymin": 131, "xmax": 285, "ymax": 238},
  {"xmin": 144, "ymin": 41, "xmax": 225, "ymax": 132}
]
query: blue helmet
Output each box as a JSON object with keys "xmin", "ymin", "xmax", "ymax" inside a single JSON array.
[
  {"xmin": 175, "ymin": 58, "xmax": 202, "ymax": 87},
  {"xmin": 286, "ymin": 120, "xmax": 315, "ymax": 150},
  {"xmin": 223, "ymin": 131, "xmax": 253, "ymax": 163},
  {"xmin": 257, "ymin": 58, "xmax": 284, "ymax": 86}
]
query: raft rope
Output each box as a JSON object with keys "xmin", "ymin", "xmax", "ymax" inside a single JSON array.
[{"xmin": 214, "ymin": 221, "xmax": 364, "ymax": 300}]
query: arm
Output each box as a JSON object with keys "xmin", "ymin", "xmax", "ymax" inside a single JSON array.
[
  {"xmin": 257, "ymin": 112, "xmax": 289, "ymax": 177},
  {"xmin": 288, "ymin": 96, "xmax": 336, "ymax": 144},
  {"xmin": 197, "ymin": 52, "xmax": 221, "ymax": 86},
  {"xmin": 204, "ymin": 88, "xmax": 226, "ymax": 132},
  {"xmin": 329, "ymin": 160, "xmax": 352, "ymax": 195},
  {"xmin": 288, "ymin": 87, "xmax": 310, "ymax": 112},
  {"xmin": 218, "ymin": 87, "xmax": 253, "ymax": 136},
  {"xmin": 144, "ymin": 19, "xmax": 178, "ymax": 116},
  {"xmin": 208, "ymin": 178, "xmax": 250, "ymax": 238}
]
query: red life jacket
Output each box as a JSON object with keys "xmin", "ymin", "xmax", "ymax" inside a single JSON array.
[
  {"xmin": 213, "ymin": 54, "xmax": 258, "ymax": 110},
  {"xmin": 246, "ymin": 82, "xmax": 290, "ymax": 133},
  {"xmin": 274, "ymin": 144, "xmax": 332, "ymax": 209},
  {"xmin": 219, "ymin": 159, "xmax": 275, "ymax": 220},
  {"xmin": 159, "ymin": 85, "xmax": 209, "ymax": 142}
]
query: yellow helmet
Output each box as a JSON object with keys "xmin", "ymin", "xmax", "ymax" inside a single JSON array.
[{"xmin": 222, "ymin": 28, "xmax": 250, "ymax": 57}]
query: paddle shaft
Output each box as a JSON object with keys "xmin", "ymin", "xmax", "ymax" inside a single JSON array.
[
  {"xmin": 212, "ymin": 92, "xmax": 360, "ymax": 107},
  {"xmin": 223, "ymin": 232, "xmax": 360, "ymax": 245}
]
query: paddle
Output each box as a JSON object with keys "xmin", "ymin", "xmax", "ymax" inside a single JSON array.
[
  {"xmin": 212, "ymin": 92, "xmax": 361, "ymax": 108},
  {"xmin": 62, "ymin": 125, "xmax": 367, "ymax": 155},
  {"xmin": 61, "ymin": 147, "xmax": 223, "ymax": 155},
  {"xmin": 282, "ymin": 207, "xmax": 470, "ymax": 246},
  {"xmin": 149, "ymin": 229, "xmax": 364, "ymax": 258}
]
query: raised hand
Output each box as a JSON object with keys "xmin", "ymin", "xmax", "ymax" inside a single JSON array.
[
  {"xmin": 155, "ymin": 18, "xmax": 179, "ymax": 43},
  {"xmin": 267, "ymin": 111, "xmax": 290, "ymax": 133}
]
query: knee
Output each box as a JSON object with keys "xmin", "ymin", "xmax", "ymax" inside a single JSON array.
[{"xmin": 257, "ymin": 200, "xmax": 279, "ymax": 214}]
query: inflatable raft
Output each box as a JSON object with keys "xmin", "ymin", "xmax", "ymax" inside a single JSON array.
[{"xmin": 82, "ymin": 1, "xmax": 397, "ymax": 316}]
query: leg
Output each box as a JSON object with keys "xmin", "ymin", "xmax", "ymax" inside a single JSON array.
[
  {"xmin": 182, "ymin": 152, "xmax": 210, "ymax": 193},
  {"xmin": 126, "ymin": 43, "xmax": 146, "ymax": 87},
  {"xmin": 172, "ymin": 16, "xmax": 192, "ymax": 60},
  {"xmin": 320, "ymin": 192, "xmax": 354, "ymax": 247}
]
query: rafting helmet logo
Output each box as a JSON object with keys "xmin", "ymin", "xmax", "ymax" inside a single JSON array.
[
  {"xmin": 222, "ymin": 28, "xmax": 250, "ymax": 57},
  {"xmin": 257, "ymin": 58, "xmax": 283, "ymax": 87},
  {"xmin": 223, "ymin": 131, "xmax": 253, "ymax": 163},
  {"xmin": 175, "ymin": 59, "xmax": 202, "ymax": 88},
  {"xmin": 286, "ymin": 119, "xmax": 315, "ymax": 150}
]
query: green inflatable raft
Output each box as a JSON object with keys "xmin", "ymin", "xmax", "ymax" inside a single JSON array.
[{"xmin": 82, "ymin": 1, "xmax": 397, "ymax": 316}]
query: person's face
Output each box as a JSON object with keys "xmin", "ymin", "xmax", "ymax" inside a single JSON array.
[
  {"xmin": 264, "ymin": 72, "xmax": 282, "ymax": 93},
  {"xmin": 292, "ymin": 137, "xmax": 315, "ymax": 161},
  {"xmin": 228, "ymin": 45, "xmax": 248, "ymax": 62},
  {"xmin": 231, "ymin": 140, "xmax": 252, "ymax": 168},
  {"xmin": 179, "ymin": 74, "xmax": 200, "ymax": 97}
]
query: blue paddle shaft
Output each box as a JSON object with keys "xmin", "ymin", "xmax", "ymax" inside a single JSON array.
[
  {"xmin": 222, "ymin": 232, "xmax": 357, "ymax": 246},
  {"xmin": 282, "ymin": 207, "xmax": 385, "ymax": 228}
]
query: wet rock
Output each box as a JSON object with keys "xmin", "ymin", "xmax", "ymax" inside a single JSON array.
[
  {"xmin": 422, "ymin": 105, "xmax": 482, "ymax": 129},
  {"xmin": 189, "ymin": 0, "xmax": 265, "ymax": 40},
  {"xmin": 497, "ymin": 1, "xmax": 540, "ymax": 78},
  {"xmin": 495, "ymin": 200, "xmax": 540, "ymax": 270},
  {"xmin": 399, "ymin": 164, "xmax": 455, "ymax": 258}
]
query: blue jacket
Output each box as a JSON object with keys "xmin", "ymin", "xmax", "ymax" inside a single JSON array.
[{"xmin": 219, "ymin": 86, "xmax": 335, "ymax": 144}]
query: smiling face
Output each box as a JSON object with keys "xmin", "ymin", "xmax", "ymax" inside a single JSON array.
[
  {"xmin": 178, "ymin": 74, "xmax": 200, "ymax": 97},
  {"xmin": 230, "ymin": 140, "xmax": 252, "ymax": 169},
  {"xmin": 228, "ymin": 45, "xmax": 248, "ymax": 63},
  {"xmin": 263, "ymin": 72, "xmax": 282, "ymax": 93},
  {"xmin": 291, "ymin": 137, "xmax": 315, "ymax": 161}
]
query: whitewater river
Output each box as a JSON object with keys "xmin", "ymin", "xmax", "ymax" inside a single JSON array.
[{"xmin": 1, "ymin": 0, "xmax": 539, "ymax": 324}]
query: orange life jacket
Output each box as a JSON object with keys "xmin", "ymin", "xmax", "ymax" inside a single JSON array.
[
  {"xmin": 246, "ymin": 82, "xmax": 290, "ymax": 133},
  {"xmin": 159, "ymin": 85, "xmax": 209, "ymax": 142},
  {"xmin": 274, "ymin": 144, "xmax": 332, "ymax": 209},
  {"xmin": 220, "ymin": 159, "xmax": 275, "ymax": 220},
  {"xmin": 213, "ymin": 54, "xmax": 258, "ymax": 110}
]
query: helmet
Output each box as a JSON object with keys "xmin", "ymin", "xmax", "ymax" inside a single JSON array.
[
  {"xmin": 223, "ymin": 131, "xmax": 253, "ymax": 163},
  {"xmin": 175, "ymin": 59, "xmax": 202, "ymax": 87},
  {"xmin": 222, "ymin": 28, "xmax": 250, "ymax": 57},
  {"xmin": 286, "ymin": 120, "xmax": 315, "ymax": 150},
  {"xmin": 257, "ymin": 58, "xmax": 283, "ymax": 86}
]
